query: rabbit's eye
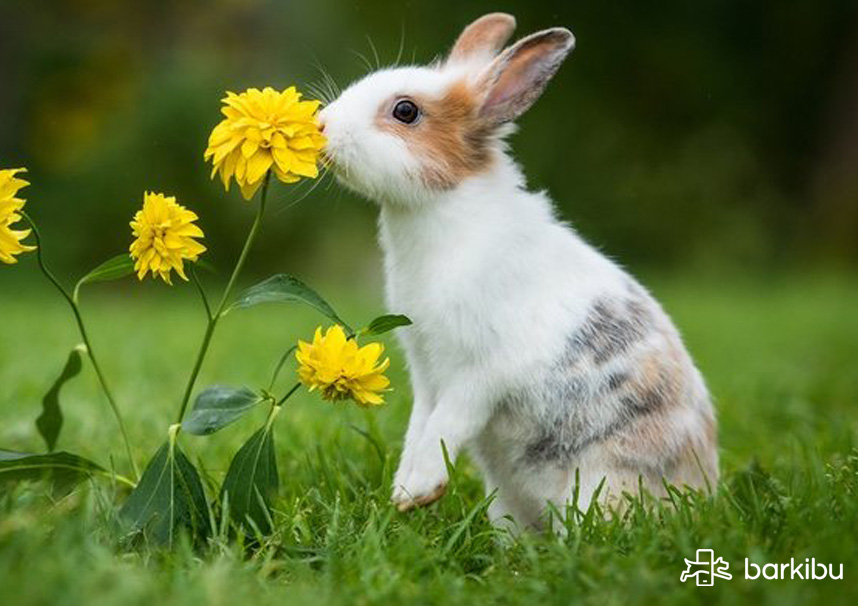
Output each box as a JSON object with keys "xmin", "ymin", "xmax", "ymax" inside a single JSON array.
[{"xmin": 392, "ymin": 99, "xmax": 420, "ymax": 124}]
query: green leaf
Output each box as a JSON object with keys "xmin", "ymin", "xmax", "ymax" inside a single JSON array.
[
  {"xmin": 182, "ymin": 385, "xmax": 265, "ymax": 436},
  {"xmin": 120, "ymin": 427, "xmax": 209, "ymax": 545},
  {"xmin": 360, "ymin": 314, "xmax": 413, "ymax": 337},
  {"xmin": 228, "ymin": 274, "xmax": 352, "ymax": 333},
  {"xmin": 36, "ymin": 345, "xmax": 85, "ymax": 452},
  {"xmin": 0, "ymin": 450, "xmax": 105, "ymax": 497},
  {"xmin": 74, "ymin": 254, "xmax": 134, "ymax": 301},
  {"xmin": 220, "ymin": 409, "xmax": 280, "ymax": 534}
]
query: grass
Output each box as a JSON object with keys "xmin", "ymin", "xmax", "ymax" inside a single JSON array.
[{"xmin": 1, "ymin": 272, "xmax": 857, "ymax": 605}]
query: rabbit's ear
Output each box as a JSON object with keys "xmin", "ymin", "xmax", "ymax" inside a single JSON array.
[
  {"xmin": 475, "ymin": 28, "xmax": 575, "ymax": 125},
  {"xmin": 448, "ymin": 13, "xmax": 516, "ymax": 65}
]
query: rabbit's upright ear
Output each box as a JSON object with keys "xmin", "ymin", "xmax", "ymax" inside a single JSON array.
[
  {"xmin": 475, "ymin": 28, "xmax": 575, "ymax": 126},
  {"xmin": 448, "ymin": 13, "xmax": 516, "ymax": 65}
]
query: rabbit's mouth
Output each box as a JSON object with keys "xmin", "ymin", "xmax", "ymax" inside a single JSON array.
[
  {"xmin": 320, "ymin": 148, "xmax": 339, "ymax": 171},
  {"xmin": 321, "ymin": 149, "xmax": 347, "ymax": 180},
  {"xmin": 323, "ymin": 149, "xmax": 362, "ymax": 193},
  {"xmin": 320, "ymin": 142, "xmax": 360, "ymax": 187}
]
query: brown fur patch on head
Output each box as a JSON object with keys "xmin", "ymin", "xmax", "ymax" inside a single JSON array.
[{"xmin": 375, "ymin": 81, "xmax": 496, "ymax": 189}]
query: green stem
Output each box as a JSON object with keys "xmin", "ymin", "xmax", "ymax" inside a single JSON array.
[
  {"xmin": 189, "ymin": 266, "xmax": 213, "ymax": 321},
  {"xmin": 174, "ymin": 318, "xmax": 216, "ymax": 425},
  {"xmin": 276, "ymin": 382, "xmax": 301, "ymax": 407},
  {"xmin": 268, "ymin": 345, "xmax": 297, "ymax": 391},
  {"xmin": 174, "ymin": 174, "xmax": 270, "ymax": 424},
  {"xmin": 100, "ymin": 471, "xmax": 137, "ymax": 489},
  {"xmin": 214, "ymin": 176, "xmax": 270, "ymax": 315},
  {"xmin": 21, "ymin": 211, "xmax": 140, "ymax": 480}
]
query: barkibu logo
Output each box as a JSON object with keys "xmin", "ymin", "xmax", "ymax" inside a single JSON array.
[
  {"xmin": 681, "ymin": 549, "xmax": 732, "ymax": 585},
  {"xmin": 745, "ymin": 558, "xmax": 843, "ymax": 580},
  {"xmin": 681, "ymin": 549, "xmax": 844, "ymax": 584}
]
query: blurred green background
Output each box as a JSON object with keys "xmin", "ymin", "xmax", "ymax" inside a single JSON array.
[{"xmin": 2, "ymin": 0, "xmax": 857, "ymax": 283}]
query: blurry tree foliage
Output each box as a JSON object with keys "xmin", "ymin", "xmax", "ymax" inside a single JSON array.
[{"xmin": 1, "ymin": 0, "xmax": 856, "ymax": 276}]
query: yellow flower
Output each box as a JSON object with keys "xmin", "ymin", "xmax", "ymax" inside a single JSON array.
[
  {"xmin": 129, "ymin": 192, "xmax": 206, "ymax": 284},
  {"xmin": 0, "ymin": 168, "xmax": 36, "ymax": 265},
  {"xmin": 204, "ymin": 86, "xmax": 327, "ymax": 200},
  {"xmin": 296, "ymin": 325, "xmax": 391, "ymax": 407}
]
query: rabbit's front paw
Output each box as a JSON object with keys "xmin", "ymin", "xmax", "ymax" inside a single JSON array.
[
  {"xmin": 391, "ymin": 459, "xmax": 448, "ymax": 512},
  {"xmin": 392, "ymin": 449, "xmax": 415, "ymax": 488}
]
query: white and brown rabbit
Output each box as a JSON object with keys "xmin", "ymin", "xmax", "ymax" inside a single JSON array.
[{"xmin": 318, "ymin": 13, "xmax": 718, "ymax": 529}]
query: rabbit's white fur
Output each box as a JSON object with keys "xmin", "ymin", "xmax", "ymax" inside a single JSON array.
[{"xmin": 319, "ymin": 14, "xmax": 718, "ymax": 529}]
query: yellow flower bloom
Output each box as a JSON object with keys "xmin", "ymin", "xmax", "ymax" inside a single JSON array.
[
  {"xmin": 0, "ymin": 168, "xmax": 36, "ymax": 265},
  {"xmin": 204, "ymin": 86, "xmax": 327, "ymax": 200},
  {"xmin": 296, "ymin": 325, "xmax": 391, "ymax": 407},
  {"xmin": 129, "ymin": 192, "xmax": 206, "ymax": 285}
]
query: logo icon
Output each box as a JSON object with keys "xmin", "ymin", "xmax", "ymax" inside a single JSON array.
[{"xmin": 681, "ymin": 549, "xmax": 732, "ymax": 586}]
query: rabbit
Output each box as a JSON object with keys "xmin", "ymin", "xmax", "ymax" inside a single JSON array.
[{"xmin": 318, "ymin": 12, "xmax": 718, "ymax": 529}]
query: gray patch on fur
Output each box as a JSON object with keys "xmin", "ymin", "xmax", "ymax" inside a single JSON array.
[
  {"xmin": 524, "ymin": 414, "xmax": 627, "ymax": 465},
  {"xmin": 523, "ymin": 393, "xmax": 666, "ymax": 466},
  {"xmin": 569, "ymin": 297, "xmax": 653, "ymax": 365},
  {"xmin": 606, "ymin": 372, "xmax": 629, "ymax": 391},
  {"xmin": 516, "ymin": 293, "xmax": 670, "ymax": 467},
  {"xmin": 621, "ymin": 386, "xmax": 666, "ymax": 416},
  {"xmin": 522, "ymin": 305, "xmax": 672, "ymax": 467}
]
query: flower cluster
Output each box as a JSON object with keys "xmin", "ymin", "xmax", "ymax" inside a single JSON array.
[
  {"xmin": 129, "ymin": 192, "xmax": 206, "ymax": 284},
  {"xmin": 296, "ymin": 325, "xmax": 391, "ymax": 407},
  {"xmin": 204, "ymin": 86, "xmax": 327, "ymax": 200},
  {"xmin": 0, "ymin": 82, "xmax": 412, "ymax": 548},
  {"xmin": 0, "ymin": 168, "xmax": 36, "ymax": 264}
]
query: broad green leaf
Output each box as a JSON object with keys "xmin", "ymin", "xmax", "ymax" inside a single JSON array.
[
  {"xmin": 220, "ymin": 410, "xmax": 280, "ymax": 534},
  {"xmin": 360, "ymin": 314, "xmax": 413, "ymax": 337},
  {"xmin": 228, "ymin": 274, "xmax": 352, "ymax": 333},
  {"xmin": 0, "ymin": 449, "xmax": 105, "ymax": 496},
  {"xmin": 74, "ymin": 254, "xmax": 134, "ymax": 301},
  {"xmin": 182, "ymin": 385, "xmax": 265, "ymax": 436},
  {"xmin": 36, "ymin": 345, "xmax": 85, "ymax": 452},
  {"xmin": 120, "ymin": 429, "xmax": 209, "ymax": 545}
]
